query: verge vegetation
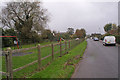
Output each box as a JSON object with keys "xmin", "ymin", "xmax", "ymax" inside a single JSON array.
[{"xmin": 30, "ymin": 40, "xmax": 87, "ymax": 78}]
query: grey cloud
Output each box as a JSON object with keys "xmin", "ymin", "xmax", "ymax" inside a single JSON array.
[{"xmin": 43, "ymin": 2, "xmax": 118, "ymax": 34}]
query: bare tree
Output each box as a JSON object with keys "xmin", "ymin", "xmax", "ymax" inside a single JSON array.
[{"xmin": 1, "ymin": 1, "xmax": 49, "ymax": 40}]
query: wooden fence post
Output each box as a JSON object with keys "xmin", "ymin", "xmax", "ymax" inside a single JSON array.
[
  {"xmin": 65, "ymin": 41, "xmax": 69, "ymax": 53},
  {"xmin": 7, "ymin": 47, "xmax": 13, "ymax": 78},
  {"xmin": 76, "ymin": 40, "xmax": 78, "ymax": 46},
  {"xmin": 37, "ymin": 44, "xmax": 41, "ymax": 70},
  {"xmin": 65, "ymin": 41, "xmax": 67, "ymax": 54},
  {"xmin": 69, "ymin": 40, "xmax": 70, "ymax": 50},
  {"xmin": 51, "ymin": 43, "xmax": 54, "ymax": 60},
  {"xmin": 5, "ymin": 51, "xmax": 9, "ymax": 79},
  {"xmin": 77, "ymin": 40, "xmax": 79, "ymax": 45},
  {"xmin": 71, "ymin": 40, "xmax": 73, "ymax": 49},
  {"xmin": 79, "ymin": 39, "xmax": 80, "ymax": 44},
  {"xmin": 60, "ymin": 41, "xmax": 62, "ymax": 57},
  {"xmin": 73, "ymin": 40, "xmax": 75, "ymax": 48},
  {"xmin": 76, "ymin": 40, "xmax": 78, "ymax": 45}
]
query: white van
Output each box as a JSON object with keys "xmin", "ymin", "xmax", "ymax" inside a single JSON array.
[
  {"xmin": 103, "ymin": 36, "xmax": 116, "ymax": 46},
  {"xmin": 75, "ymin": 38, "xmax": 79, "ymax": 40}
]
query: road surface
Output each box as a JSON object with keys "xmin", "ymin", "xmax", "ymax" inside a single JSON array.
[{"xmin": 71, "ymin": 39, "xmax": 118, "ymax": 78}]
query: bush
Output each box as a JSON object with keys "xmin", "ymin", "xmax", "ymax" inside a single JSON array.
[
  {"xmin": 2, "ymin": 37, "xmax": 15, "ymax": 47},
  {"xmin": 115, "ymin": 35, "xmax": 120, "ymax": 44},
  {"xmin": 2, "ymin": 28, "xmax": 17, "ymax": 47}
]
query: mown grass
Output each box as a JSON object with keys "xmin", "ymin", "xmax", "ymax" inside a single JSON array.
[
  {"xmin": 30, "ymin": 40, "xmax": 87, "ymax": 78},
  {"xmin": 2, "ymin": 41, "xmax": 58, "ymax": 50},
  {"xmin": 1, "ymin": 40, "xmax": 69, "ymax": 78}
]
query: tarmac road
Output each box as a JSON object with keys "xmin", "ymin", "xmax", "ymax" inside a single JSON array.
[{"xmin": 71, "ymin": 39, "xmax": 118, "ymax": 78}]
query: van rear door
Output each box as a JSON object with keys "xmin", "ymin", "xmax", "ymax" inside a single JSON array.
[{"xmin": 107, "ymin": 36, "xmax": 115, "ymax": 44}]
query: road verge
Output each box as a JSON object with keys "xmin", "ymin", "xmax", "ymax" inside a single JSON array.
[{"xmin": 30, "ymin": 40, "xmax": 87, "ymax": 78}]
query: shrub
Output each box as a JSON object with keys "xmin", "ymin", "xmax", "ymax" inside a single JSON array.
[{"xmin": 115, "ymin": 35, "xmax": 120, "ymax": 44}]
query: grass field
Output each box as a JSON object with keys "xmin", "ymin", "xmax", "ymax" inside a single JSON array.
[
  {"xmin": 2, "ymin": 41, "xmax": 58, "ymax": 50},
  {"xmin": 30, "ymin": 40, "xmax": 87, "ymax": 78},
  {"xmin": 2, "ymin": 40, "xmax": 74, "ymax": 78}
]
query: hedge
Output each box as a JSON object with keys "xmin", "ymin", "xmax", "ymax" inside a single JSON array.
[{"xmin": 115, "ymin": 35, "xmax": 120, "ymax": 44}]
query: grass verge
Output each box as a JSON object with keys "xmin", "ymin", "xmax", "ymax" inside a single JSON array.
[
  {"xmin": 2, "ymin": 41, "xmax": 58, "ymax": 50},
  {"xmin": 2, "ymin": 41, "xmax": 67, "ymax": 78},
  {"xmin": 30, "ymin": 40, "xmax": 87, "ymax": 78}
]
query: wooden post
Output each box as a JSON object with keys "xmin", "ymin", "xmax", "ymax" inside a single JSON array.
[
  {"xmin": 74, "ymin": 40, "xmax": 75, "ymax": 47},
  {"xmin": 5, "ymin": 51, "xmax": 9, "ymax": 79},
  {"xmin": 73, "ymin": 40, "xmax": 75, "ymax": 48},
  {"xmin": 69, "ymin": 40, "xmax": 70, "ymax": 50},
  {"xmin": 79, "ymin": 39, "xmax": 80, "ymax": 44},
  {"xmin": 77, "ymin": 40, "xmax": 79, "ymax": 45},
  {"xmin": 37, "ymin": 44, "xmax": 41, "ymax": 70},
  {"xmin": 7, "ymin": 47, "xmax": 13, "ymax": 78},
  {"xmin": 51, "ymin": 43, "xmax": 54, "ymax": 60},
  {"xmin": 65, "ymin": 41, "xmax": 67, "ymax": 54},
  {"xmin": 76, "ymin": 40, "xmax": 78, "ymax": 46},
  {"xmin": 60, "ymin": 41, "xmax": 62, "ymax": 57},
  {"xmin": 71, "ymin": 40, "xmax": 73, "ymax": 49}
]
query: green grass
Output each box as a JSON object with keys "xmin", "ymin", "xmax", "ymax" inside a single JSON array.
[
  {"xmin": 30, "ymin": 40, "xmax": 87, "ymax": 78},
  {"xmin": 2, "ymin": 40, "xmax": 86, "ymax": 78},
  {"xmin": 2, "ymin": 41, "xmax": 58, "ymax": 50},
  {"xmin": 1, "ymin": 40, "xmax": 70, "ymax": 78}
]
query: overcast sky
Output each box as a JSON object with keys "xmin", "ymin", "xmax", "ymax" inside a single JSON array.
[
  {"xmin": 0, "ymin": 0, "xmax": 119, "ymax": 34},
  {"xmin": 42, "ymin": 1, "xmax": 118, "ymax": 34}
]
